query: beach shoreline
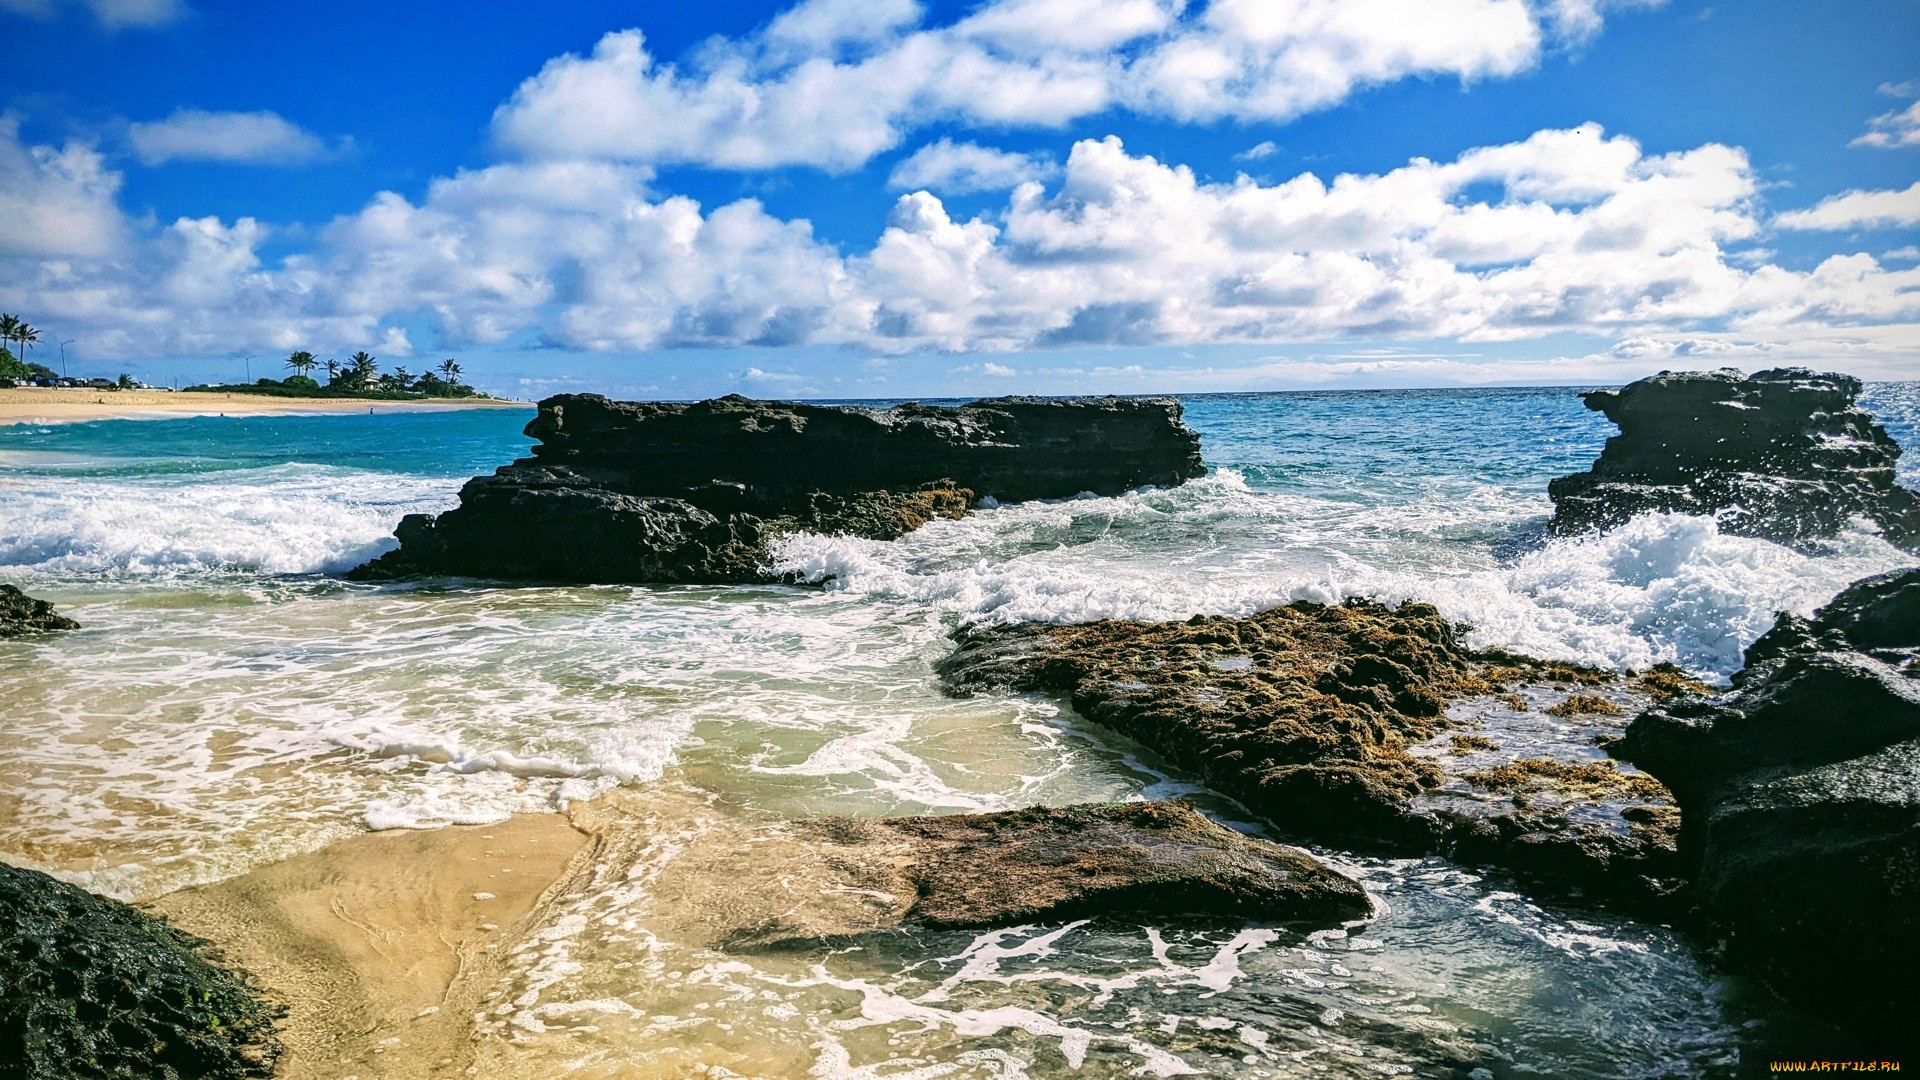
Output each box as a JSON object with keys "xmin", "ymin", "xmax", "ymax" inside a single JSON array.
[
  {"xmin": 0, "ymin": 387, "xmax": 531, "ymax": 426},
  {"xmin": 149, "ymin": 812, "xmax": 590, "ymax": 1080}
]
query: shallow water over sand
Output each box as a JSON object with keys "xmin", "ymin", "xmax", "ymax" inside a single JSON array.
[{"xmin": 3, "ymin": 387, "xmax": 1913, "ymax": 1075}]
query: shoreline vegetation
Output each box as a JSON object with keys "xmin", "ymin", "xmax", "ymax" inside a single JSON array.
[
  {"xmin": 182, "ymin": 351, "xmax": 493, "ymax": 402},
  {"xmin": 0, "ymin": 387, "xmax": 530, "ymax": 426},
  {"xmin": 1, "ymin": 322, "xmax": 528, "ymax": 424}
]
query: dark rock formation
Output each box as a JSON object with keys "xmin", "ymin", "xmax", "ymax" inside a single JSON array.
[
  {"xmin": 804, "ymin": 801, "xmax": 1372, "ymax": 936},
  {"xmin": 0, "ymin": 862, "xmax": 280, "ymax": 1080},
  {"xmin": 351, "ymin": 393, "xmax": 1204, "ymax": 584},
  {"xmin": 0, "ymin": 584, "xmax": 78, "ymax": 636},
  {"xmin": 564, "ymin": 790, "xmax": 1369, "ymax": 952},
  {"xmin": 940, "ymin": 602, "xmax": 1684, "ymax": 910},
  {"xmin": 1614, "ymin": 568, "xmax": 1920, "ymax": 1038},
  {"xmin": 1548, "ymin": 368, "xmax": 1920, "ymax": 547}
]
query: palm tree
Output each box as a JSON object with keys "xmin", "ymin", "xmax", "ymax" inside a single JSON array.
[
  {"xmin": 348, "ymin": 351, "xmax": 377, "ymax": 390},
  {"xmin": 437, "ymin": 358, "xmax": 463, "ymax": 384},
  {"xmin": 0, "ymin": 315, "xmax": 19, "ymax": 360},
  {"xmin": 389, "ymin": 366, "xmax": 413, "ymax": 392},
  {"xmin": 285, "ymin": 350, "xmax": 317, "ymax": 378},
  {"xmin": 16, "ymin": 322, "xmax": 39, "ymax": 367},
  {"xmin": 323, "ymin": 359, "xmax": 341, "ymax": 383}
]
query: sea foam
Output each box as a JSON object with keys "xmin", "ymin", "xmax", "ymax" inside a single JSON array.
[
  {"xmin": 770, "ymin": 474, "xmax": 1913, "ymax": 678},
  {"xmin": 0, "ymin": 463, "xmax": 450, "ymax": 576}
]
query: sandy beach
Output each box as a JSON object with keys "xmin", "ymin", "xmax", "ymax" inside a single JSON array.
[
  {"xmin": 151, "ymin": 813, "xmax": 590, "ymax": 1080},
  {"xmin": 0, "ymin": 387, "xmax": 530, "ymax": 425}
]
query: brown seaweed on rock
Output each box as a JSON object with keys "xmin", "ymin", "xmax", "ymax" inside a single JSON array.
[{"xmin": 939, "ymin": 599, "xmax": 1684, "ymax": 910}]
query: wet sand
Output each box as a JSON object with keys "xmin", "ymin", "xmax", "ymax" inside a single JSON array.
[
  {"xmin": 0, "ymin": 387, "xmax": 529, "ymax": 425},
  {"xmin": 150, "ymin": 813, "xmax": 589, "ymax": 1080}
]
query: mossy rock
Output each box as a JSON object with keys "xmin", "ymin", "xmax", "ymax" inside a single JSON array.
[{"xmin": 0, "ymin": 863, "xmax": 280, "ymax": 1080}]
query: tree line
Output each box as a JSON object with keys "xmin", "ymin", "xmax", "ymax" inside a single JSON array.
[
  {"xmin": 0, "ymin": 313, "xmax": 52, "ymax": 381},
  {"xmin": 275, "ymin": 350, "xmax": 477, "ymax": 397}
]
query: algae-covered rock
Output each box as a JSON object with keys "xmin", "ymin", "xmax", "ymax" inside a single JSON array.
[
  {"xmin": 0, "ymin": 584, "xmax": 79, "ymax": 637},
  {"xmin": 940, "ymin": 601, "xmax": 1683, "ymax": 909},
  {"xmin": 1547, "ymin": 368, "xmax": 1920, "ymax": 547},
  {"xmin": 0, "ymin": 862, "xmax": 280, "ymax": 1080}
]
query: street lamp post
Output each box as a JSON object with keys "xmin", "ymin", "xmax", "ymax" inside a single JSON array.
[{"xmin": 60, "ymin": 340, "xmax": 74, "ymax": 378}]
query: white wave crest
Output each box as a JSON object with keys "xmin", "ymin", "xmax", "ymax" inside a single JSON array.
[
  {"xmin": 0, "ymin": 463, "xmax": 452, "ymax": 576},
  {"xmin": 770, "ymin": 483, "xmax": 1913, "ymax": 677}
]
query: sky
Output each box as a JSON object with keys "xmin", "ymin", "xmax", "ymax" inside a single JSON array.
[{"xmin": 0, "ymin": 0, "xmax": 1917, "ymax": 399}]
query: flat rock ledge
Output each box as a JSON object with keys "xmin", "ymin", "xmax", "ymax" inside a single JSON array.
[
  {"xmin": 782, "ymin": 801, "xmax": 1373, "ymax": 941},
  {"xmin": 0, "ymin": 584, "xmax": 78, "ymax": 636},
  {"xmin": 1615, "ymin": 568, "xmax": 1920, "ymax": 1040},
  {"xmin": 564, "ymin": 794, "xmax": 1371, "ymax": 953},
  {"xmin": 0, "ymin": 861, "xmax": 280, "ymax": 1080},
  {"xmin": 1547, "ymin": 367, "xmax": 1920, "ymax": 548},
  {"xmin": 350, "ymin": 393, "xmax": 1204, "ymax": 584},
  {"xmin": 939, "ymin": 600, "xmax": 1690, "ymax": 911}
]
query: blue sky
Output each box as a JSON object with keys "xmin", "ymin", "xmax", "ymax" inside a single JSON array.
[{"xmin": 1, "ymin": 0, "xmax": 1916, "ymax": 398}]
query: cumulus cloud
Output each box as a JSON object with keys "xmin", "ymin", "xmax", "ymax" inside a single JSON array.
[
  {"xmin": 0, "ymin": 117, "xmax": 126, "ymax": 257},
  {"xmin": 490, "ymin": 0, "xmax": 1652, "ymax": 172},
  {"xmin": 888, "ymin": 139, "xmax": 1057, "ymax": 193},
  {"xmin": 1235, "ymin": 140, "xmax": 1279, "ymax": 161},
  {"xmin": 128, "ymin": 109, "xmax": 332, "ymax": 166},
  {"xmin": 3, "ymin": 120, "xmax": 1915, "ymax": 361},
  {"xmin": 0, "ymin": 0, "xmax": 186, "ymax": 28},
  {"xmin": 1852, "ymin": 83, "xmax": 1920, "ymax": 149},
  {"xmin": 1774, "ymin": 181, "xmax": 1920, "ymax": 231}
]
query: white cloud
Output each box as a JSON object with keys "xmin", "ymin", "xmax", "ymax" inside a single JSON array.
[
  {"xmin": 1774, "ymin": 181, "xmax": 1920, "ymax": 231},
  {"xmin": 490, "ymin": 0, "xmax": 1648, "ymax": 172},
  {"xmin": 1235, "ymin": 140, "xmax": 1278, "ymax": 162},
  {"xmin": 888, "ymin": 139, "xmax": 1057, "ymax": 193},
  {"xmin": 0, "ymin": 117, "xmax": 125, "ymax": 258},
  {"xmin": 3, "ymin": 120, "xmax": 1915, "ymax": 364},
  {"xmin": 0, "ymin": 0, "xmax": 186, "ymax": 27},
  {"xmin": 1852, "ymin": 83, "xmax": 1920, "ymax": 149},
  {"xmin": 128, "ymin": 109, "xmax": 331, "ymax": 166}
]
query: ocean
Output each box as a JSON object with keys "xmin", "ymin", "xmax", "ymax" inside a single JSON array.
[{"xmin": 3, "ymin": 385, "xmax": 1916, "ymax": 1077}]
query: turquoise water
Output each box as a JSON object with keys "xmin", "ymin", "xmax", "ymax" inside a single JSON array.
[{"xmin": 2, "ymin": 386, "xmax": 1916, "ymax": 1077}]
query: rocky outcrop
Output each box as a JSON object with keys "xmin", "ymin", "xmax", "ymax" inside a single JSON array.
[
  {"xmin": 351, "ymin": 393, "xmax": 1204, "ymax": 584},
  {"xmin": 1548, "ymin": 368, "xmax": 1920, "ymax": 547},
  {"xmin": 0, "ymin": 862, "xmax": 280, "ymax": 1079},
  {"xmin": 1614, "ymin": 568, "xmax": 1920, "ymax": 1038},
  {"xmin": 0, "ymin": 584, "xmax": 78, "ymax": 636},
  {"xmin": 940, "ymin": 602, "xmax": 1686, "ymax": 910},
  {"xmin": 746, "ymin": 801, "xmax": 1372, "ymax": 946},
  {"xmin": 559, "ymin": 791, "xmax": 1369, "ymax": 952}
]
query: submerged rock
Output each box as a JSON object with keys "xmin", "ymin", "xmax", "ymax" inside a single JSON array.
[
  {"xmin": 0, "ymin": 862, "xmax": 280, "ymax": 1080},
  {"xmin": 350, "ymin": 393, "xmax": 1204, "ymax": 584},
  {"xmin": 0, "ymin": 584, "xmax": 79, "ymax": 636},
  {"xmin": 794, "ymin": 801, "xmax": 1372, "ymax": 938},
  {"xmin": 1615, "ymin": 568, "xmax": 1920, "ymax": 1037},
  {"xmin": 560, "ymin": 792, "xmax": 1369, "ymax": 952},
  {"xmin": 940, "ymin": 602, "xmax": 1684, "ymax": 909},
  {"xmin": 1547, "ymin": 368, "xmax": 1920, "ymax": 547}
]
